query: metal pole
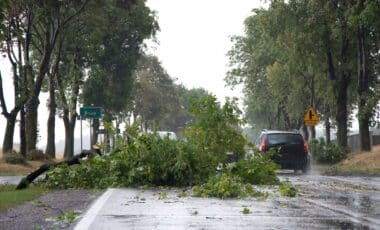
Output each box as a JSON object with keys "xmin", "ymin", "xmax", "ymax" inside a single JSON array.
[
  {"xmin": 80, "ymin": 116, "xmax": 83, "ymax": 152},
  {"xmin": 90, "ymin": 119, "xmax": 92, "ymax": 149}
]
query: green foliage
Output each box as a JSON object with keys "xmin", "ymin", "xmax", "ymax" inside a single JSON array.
[
  {"xmin": 242, "ymin": 207, "xmax": 250, "ymax": 214},
  {"xmin": 225, "ymin": 150, "xmax": 279, "ymax": 185},
  {"xmin": 185, "ymin": 95, "xmax": 247, "ymax": 163},
  {"xmin": 310, "ymin": 138, "xmax": 347, "ymax": 164},
  {"xmin": 43, "ymin": 132, "xmax": 214, "ymax": 189},
  {"xmin": 279, "ymin": 181, "xmax": 297, "ymax": 197},
  {"xmin": 56, "ymin": 211, "xmax": 80, "ymax": 224},
  {"xmin": 82, "ymin": 0, "xmax": 159, "ymax": 119},
  {"xmin": 4, "ymin": 152, "xmax": 27, "ymax": 165},
  {"xmin": 192, "ymin": 174, "xmax": 259, "ymax": 199},
  {"xmin": 42, "ymin": 96, "xmax": 280, "ymax": 196}
]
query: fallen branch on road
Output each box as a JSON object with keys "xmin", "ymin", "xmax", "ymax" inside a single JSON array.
[{"xmin": 16, "ymin": 150, "xmax": 100, "ymax": 190}]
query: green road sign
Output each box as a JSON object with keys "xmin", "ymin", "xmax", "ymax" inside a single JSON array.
[{"xmin": 80, "ymin": 107, "xmax": 102, "ymax": 119}]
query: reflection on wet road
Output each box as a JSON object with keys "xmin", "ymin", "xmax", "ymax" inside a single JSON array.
[
  {"xmin": 281, "ymin": 171, "xmax": 380, "ymax": 229},
  {"xmin": 75, "ymin": 170, "xmax": 380, "ymax": 229}
]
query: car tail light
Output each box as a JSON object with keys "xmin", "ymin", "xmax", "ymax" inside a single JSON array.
[
  {"xmin": 259, "ymin": 137, "xmax": 267, "ymax": 152},
  {"xmin": 303, "ymin": 139, "xmax": 308, "ymax": 152}
]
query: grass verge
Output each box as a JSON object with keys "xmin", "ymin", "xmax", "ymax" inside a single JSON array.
[
  {"xmin": 0, "ymin": 184, "xmax": 47, "ymax": 212},
  {"xmin": 0, "ymin": 160, "xmax": 51, "ymax": 176},
  {"xmin": 324, "ymin": 145, "xmax": 380, "ymax": 176}
]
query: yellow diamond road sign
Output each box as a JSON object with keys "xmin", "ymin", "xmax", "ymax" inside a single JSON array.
[{"xmin": 304, "ymin": 106, "xmax": 318, "ymax": 126}]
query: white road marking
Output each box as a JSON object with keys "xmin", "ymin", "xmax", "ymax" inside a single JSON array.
[{"xmin": 74, "ymin": 188, "xmax": 115, "ymax": 230}]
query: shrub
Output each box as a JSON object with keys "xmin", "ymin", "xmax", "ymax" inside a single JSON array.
[
  {"xmin": 27, "ymin": 149, "xmax": 50, "ymax": 161},
  {"xmin": 42, "ymin": 96, "xmax": 281, "ymax": 194},
  {"xmin": 43, "ymin": 132, "xmax": 217, "ymax": 189},
  {"xmin": 4, "ymin": 152, "xmax": 26, "ymax": 165},
  {"xmin": 225, "ymin": 149, "xmax": 279, "ymax": 185},
  {"xmin": 279, "ymin": 181, "xmax": 297, "ymax": 197},
  {"xmin": 192, "ymin": 174, "xmax": 261, "ymax": 199},
  {"xmin": 310, "ymin": 138, "xmax": 347, "ymax": 164}
]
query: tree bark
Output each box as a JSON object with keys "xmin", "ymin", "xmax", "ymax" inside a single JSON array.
[
  {"xmin": 2, "ymin": 112, "xmax": 17, "ymax": 154},
  {"xmin": 16, "ymin": 149, "xmax": 100, "ymax": 190},
  {"xmin": 302, "ymin": 124, "xmax": 309, "ymax": 141},
  {"xmin": 63, "ymin": 116, "xmax": 75, "ymax": 159},
  {"xmin": 45, "ymin": 75, "xmax": 56, "ymax": 158},
  {"xmin": 25, "ymin": 96, "xmax": 39, "ymax": 152},
  {"xmin": 19, "ymin": 106, "xmax": 27, "ymax": 156},
  {"xmin": 91, "ymin": 118, "xmax": 100, "ymax": 149},
  {"xmin": 357, "ymin": 14, "xmax": 371, "ymax": 151},
  {"xmin": 308, "ymin": 126, "xmax": 316, "ymax": 139},
  {"xmin": 335, "ymin": 78, "xmax": 349, "ymax": 148},
  {"xmin": 325, "ymin": 117, "xmax": 331, "ymax": 144}
]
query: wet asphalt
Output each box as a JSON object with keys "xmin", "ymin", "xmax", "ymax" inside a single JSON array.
[
  {"xmin": 73, "ymin": 170, "xmax": 380, "ymax": 230},
  {"xmin": 0, "ymin": 176, "xmax": 23, "ymax": 185}
]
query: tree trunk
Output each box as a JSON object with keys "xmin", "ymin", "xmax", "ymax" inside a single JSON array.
[
  {"xmin": 20, "ymin": 107, "xmax": 26, "ymax": 156},
  {"xmin": 16, "ymin": 149, "xmax": 100, "ymax": 190},
  {"xmin": 336, "ymin": 78, "xmax": 348, "ymax": 148},
  {"xmin": 45, "ymin": 75, "xmax": 56, "ymax": 158},
  {"xmin": 302, "ymin": 124, "xmax": 309, "ymax": 141},
  {"xmin": 91, "ymin": 118, "xmax": 100, "ymax": 149},
  {"xmin": 63, "ymin": 117, "xmax": 75, "ymax": 159},
  {"xmin": 308, "ymin": 126, "xmax": 316, "ymax": 139},
  {"xmin": 2, "ymin": 113, "xmax": 17, "ymax": 154},
  {"xmin": 357, "ymin": 21, "xmax": 371, "ymax": 151},
  {"xmin": 25, "ymin": 95, "xmax": 39, "ymax": 152},
  {"xmin": 325, "ymin": 117, "xmax": 331, "ymax": 144}
]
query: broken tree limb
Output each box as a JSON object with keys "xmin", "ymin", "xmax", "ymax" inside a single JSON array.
[{"xmin": 16, "ymin": 150, "xmax": 99, "ymax": 190}]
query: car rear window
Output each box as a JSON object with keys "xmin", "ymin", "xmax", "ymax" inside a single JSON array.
[{"xmin": 267, "ymin": 133, "xmax": 303, "ymax": 145}]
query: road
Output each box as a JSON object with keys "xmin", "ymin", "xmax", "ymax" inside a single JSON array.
[
  {"xmin": 0, "ymin": 176, "xmax": 23, "ymax": 185},
  {"xmin": 73, "ymin": 170, "xmax": 380, "ymax": 230}
]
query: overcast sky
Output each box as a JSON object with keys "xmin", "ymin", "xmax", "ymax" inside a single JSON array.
[
  {"xmin": 145, "ymin": 0, "xmax": 265, "ymax": 102},
  {"xmin": 0, "ymin": 1, "xmax": 265, "ymax": 151}
]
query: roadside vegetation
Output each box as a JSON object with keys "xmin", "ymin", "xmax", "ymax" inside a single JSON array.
[
  {"xmin": 309, "ymin": 138, "xmax": 347, "ymax": 164},
  {"xmin": 324, "ymin": 145, "xmax": 380, "ymax": 176},
  {"xmin": 0, "ymin": 184, "xmax": 46, "ymax": 211},
  {"xmin": 0, "ymin": 158, "xmax": 52, "ymax": 176},
  {"xmin": 36, "ymin": 96, "xmax": 284, "ymax": 199}
]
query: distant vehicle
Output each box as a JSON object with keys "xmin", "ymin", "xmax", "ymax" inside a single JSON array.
[
  {"xmin": 255, "ymin": 129, "xmax": 310, "ymax": 173},
  {"xmin": 156, "ymin": 131, "xmax": 178, "ymax": 140}
]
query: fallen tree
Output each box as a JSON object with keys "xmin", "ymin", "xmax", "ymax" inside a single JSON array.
[{"xmin": 16, "ymin": 149, "xmax": 100, "ymax": 190}]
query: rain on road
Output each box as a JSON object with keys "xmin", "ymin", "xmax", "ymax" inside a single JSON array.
[{"xmin": 74, "ymin": 170, "xmax": 380, "ymax": 229}]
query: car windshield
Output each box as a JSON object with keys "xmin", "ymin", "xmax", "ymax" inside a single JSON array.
[{"xmin": 267, "ymin": 133, "xmax": 303, "ymax": 145}]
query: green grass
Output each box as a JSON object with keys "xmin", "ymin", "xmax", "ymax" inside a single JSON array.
[{"xmin": 0, "ymin": 185, "xmax": 47, "ymax": 211}]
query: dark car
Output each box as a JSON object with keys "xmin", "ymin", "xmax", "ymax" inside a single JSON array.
[{"xmin": 255, "ymin": 130, "xmax": 310, "ymax": 173}]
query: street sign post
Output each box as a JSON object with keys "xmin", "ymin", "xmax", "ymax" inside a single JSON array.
[
  {"xmin": 304, "ymin": 106, "xmax": 318, "ymax": 126},
  {"xmin": 80, "ymin": 107, "xmax": 103, "ymax": 151}
]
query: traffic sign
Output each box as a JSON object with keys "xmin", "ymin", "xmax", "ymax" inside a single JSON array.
[
  {"xmin": 80, "ymin": 107, "xmax": 102, "ymax": 119},
  {"xmin": 304, "ymin": 106, "xmax": 318, "ymax": 126}
]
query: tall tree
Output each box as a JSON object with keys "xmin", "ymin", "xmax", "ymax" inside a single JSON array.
[
  {"xmin": 0, "ymin": 1, "xmax": 31, "ymax": 155},
  {"xmin": 82, "ymin": 0, "xmax": 158, "ymax": 147},
  {"xmin": 24, "ymin": 0, "xmax": 89, "ymax": 153},
  {"xmin": 350, "ymin": 0, "xmax": 380, "ymax": 151}
]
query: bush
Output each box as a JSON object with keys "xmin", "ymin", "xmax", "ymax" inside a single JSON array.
[
  {"xmin": 43, "ymin": 132, "xmax": 217, "ymax": 189},
  {"xmin": 192, "ymin": 174, "xmax": 261, "ymax": 199},
  {"xmin": 310, "ymin": 138, "xmax": 347, "ymax": 164},
  {"xmin": 27, "ymin": 149, "xmax": 50, "ymax": 161},
  {"xmin": 42, "ymin": 96, "xmax": 281, "ymax": 194},
  {"xmin": 4, "ymin": 152, "xmax": 27, "ymax": 165},
  {"xmin": 225, "ymin": 149, "xmax": 279, "ymax": 185},
  {"xmin": 279, "ymin": 181, "xmax": 297, "ymax": 197}
]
